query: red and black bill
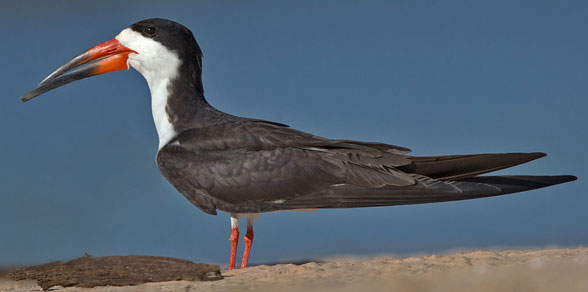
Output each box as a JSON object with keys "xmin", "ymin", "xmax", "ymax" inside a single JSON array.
[{"xmin": 21, "ymin": 39, "xmax": 136, "ymax": 102}]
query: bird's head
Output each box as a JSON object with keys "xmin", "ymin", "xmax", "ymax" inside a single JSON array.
[{"xmin": 21, "ymin": 18, "xmax": 203, "ymax": 102}]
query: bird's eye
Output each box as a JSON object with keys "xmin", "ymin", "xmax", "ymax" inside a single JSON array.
[{"xmin": 144, "ymin": 26, "xmax": 157, "ymax": 36}]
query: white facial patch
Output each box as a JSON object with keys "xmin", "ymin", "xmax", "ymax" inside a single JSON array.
[{"xmin": 115, "ymin": 28, "xmax": 181, "ymax": 150}]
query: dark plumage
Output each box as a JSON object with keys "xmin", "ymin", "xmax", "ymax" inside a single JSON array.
[
  {"xmin": 21, "ymin": 18, "xmax": 577, "ymax": 270},
  {"xmin": 156, "ymin": 119, "xmax": 575, "ymax": 215},
  {"xmin": 117, "ymin": 18, "xmax": 575, "ymax": 216}
]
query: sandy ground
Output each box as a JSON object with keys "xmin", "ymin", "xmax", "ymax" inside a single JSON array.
[{"xmin": 1, "ymin": 247, "xmax": 587, "ymax": 292}]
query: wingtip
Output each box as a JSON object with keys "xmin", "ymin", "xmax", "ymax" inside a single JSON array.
[
  {"xmin": 503, "ymin": 152, "xmax": 547, "ymax": 164},
  {"xmin": 543, "ymin": 175, "xmax": 578, "ymax": 186},
  {"xmin": 526, "ymin": 152, "xmax": 547, "ymax": 159},
  {"xmin": 20, "ymin": 91, "xmax": 37, "ymax": 102},
  {"xmin": 515, "ymin": 152, "xmax": 547, "ymax": 163}
]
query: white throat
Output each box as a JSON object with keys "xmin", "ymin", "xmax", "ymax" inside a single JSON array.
[
  {"xmin": 147, "ymin": 77, "xmax": 178, "ymax": 149},
  {"xmin": 115, "ymin": 28, "xmax": 181, "ymax": 150}
]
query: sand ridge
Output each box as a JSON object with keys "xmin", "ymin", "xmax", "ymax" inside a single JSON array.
[{"xmin": 1, "ymin": 247, "xmax": 587, "ymax": 292}]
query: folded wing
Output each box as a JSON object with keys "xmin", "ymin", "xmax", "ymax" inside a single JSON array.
[{"xmin": 156, "ymin": 120, "xmax": 576, "ymax": 214}]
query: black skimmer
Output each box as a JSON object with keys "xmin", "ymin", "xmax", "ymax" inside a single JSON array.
[{"xmin": 21, "ymin": 18, "xmax": 576, "ymax": 270}]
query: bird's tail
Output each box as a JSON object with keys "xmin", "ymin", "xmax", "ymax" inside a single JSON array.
[
  {"xmin": 278, "ymin": 174, "xmax": 576, "ymax": 209},
  {"xmin": 398, "ymin": 152, "xmax": 547, "ymax": 180},
  {"xmin": 277, "ymin": 152, "xmax": 577, "ymax": 210}
]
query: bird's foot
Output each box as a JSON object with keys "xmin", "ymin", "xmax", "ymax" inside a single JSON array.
[
  {"xmin": 228, "ymin": 227, "xmax": 239, "ymax": 270},
  {"xmin": 240, "ymin": 226, "xmax": 254, "ymax": 269}
]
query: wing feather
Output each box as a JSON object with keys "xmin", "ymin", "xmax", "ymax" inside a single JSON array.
[
  {"xmin": 156, "ymin": 120, "xmax": 573, "ymax": 214},
  {"xmin": 156, "ymin": 120, "xmax": 415, "ymax": 213}
]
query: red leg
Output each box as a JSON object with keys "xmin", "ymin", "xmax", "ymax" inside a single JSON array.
[
  {"xmin": 229, "ymin": 227, "xmax": 239, "ymax": 270},
  {"xmin": 240, "ymin": 225, "xmax": 254, "ymax": 269}
]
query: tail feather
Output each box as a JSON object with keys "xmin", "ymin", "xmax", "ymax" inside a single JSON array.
[
  {"xmin": 455, "ymin": 175, "xmax": 577, "ymax": 195},
  {"xmin": 398, "ymin": 152, "xmax": 547, "ymax": 180},
  {"xmin": 277, "ymin": 175, "xmax": 577, "ymax": 210}
]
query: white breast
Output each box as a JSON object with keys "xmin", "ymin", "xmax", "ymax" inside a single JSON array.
[
  {"xmin": 149, "ymin": 78, "xmax": 178, "ymax": 149},
  {"xmin": 115, "ymin": 28, "xmax": 181, "ymax": 149}
]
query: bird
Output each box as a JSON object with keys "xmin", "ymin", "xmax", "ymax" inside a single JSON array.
[{"xmin": 21, "ymin": 18, "xmax": 576, "ymax": 270}]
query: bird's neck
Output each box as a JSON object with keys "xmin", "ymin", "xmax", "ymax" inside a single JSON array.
[
  {"xmin": 146, "ymin": 62, "xmax": 217, "ymax": 149},
  {"xmin": 147, "ymin": 75, "xmax": 178, "ymax": 149}
]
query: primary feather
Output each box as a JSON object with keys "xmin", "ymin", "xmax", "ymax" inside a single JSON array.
[{"xmin": 156, "ymin": 120, "xmax": 576, "ymax": 215}]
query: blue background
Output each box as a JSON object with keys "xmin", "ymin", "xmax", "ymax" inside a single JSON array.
[{"xmin": 0, "ymin": 1, "xmax": 585, "ymax": 267}]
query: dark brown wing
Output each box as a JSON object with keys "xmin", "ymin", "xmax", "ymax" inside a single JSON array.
[
  {"xmin": 156, "ymin": 120, "xmax": 576, "ymax": 215},
  {"xmin": 278, "ymin": 174, "xmax": 576, "ymax": 209},
  {"xmin": 156, "ymin": 120, "xmax": 415, "ymax": 214},
  {"xmin": 398, "ymin": 152, "xmax": 547, "ymax": 180}
]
